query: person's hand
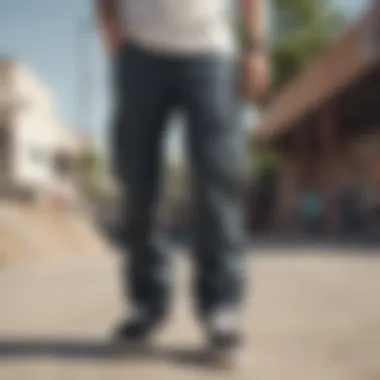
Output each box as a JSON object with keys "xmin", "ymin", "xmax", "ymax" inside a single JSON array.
[{"xmin": 241, "ymin": 52, "xmax": 271, "ymax": 101}]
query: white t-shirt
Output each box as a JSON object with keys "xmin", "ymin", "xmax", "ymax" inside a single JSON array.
[{"xmin": 118, "ymin": 0, "xmax": 237, "ymax": 55}]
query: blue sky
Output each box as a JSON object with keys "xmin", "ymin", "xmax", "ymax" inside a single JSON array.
[
  {"xmin": 0, "ymin": 0, "xmax": 107, "ymax": 146},
  {"xmin": 0, "ymin": 0, "xmax": 373, "ymax": 157}
]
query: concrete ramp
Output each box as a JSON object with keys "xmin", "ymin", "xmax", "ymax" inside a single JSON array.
[
  {"xmin": 0, "ymin": 222, "xmax": 24, "ymax": 264},
  {"xmin": 0, "ymin": 202, "xmax": 113, "ymax": 263}
]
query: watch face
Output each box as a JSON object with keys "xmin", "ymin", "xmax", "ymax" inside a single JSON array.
[{"xmin": 245, "ymin": 38, "xmax": 267, "ymax": 54}]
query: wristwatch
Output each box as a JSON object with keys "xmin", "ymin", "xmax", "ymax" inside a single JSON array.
[{"xmin": 244, "ymin": 38, "xmax": 268, "ymax": 54}]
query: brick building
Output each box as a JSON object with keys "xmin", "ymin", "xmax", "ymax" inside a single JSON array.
[{"xmin": 254, "ymin": 3, "xmax": 380, "ymax": 234}]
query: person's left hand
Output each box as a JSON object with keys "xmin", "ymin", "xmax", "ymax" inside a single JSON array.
[{"xmin": 241, "ymin": 52, "xmax": 271, "ymax": 101}]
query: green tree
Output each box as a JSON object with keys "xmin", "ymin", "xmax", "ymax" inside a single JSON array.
[
  {"xmin": 271, "ymin": 0, "xmax": 346, "ymax": 92},
  {"xmin": 77, "ymin": 140, "xmax": 109, "ymax": 203},
  {"xmin": 245, "ymin": 0, "xmax": 346, "ymax": 180}
]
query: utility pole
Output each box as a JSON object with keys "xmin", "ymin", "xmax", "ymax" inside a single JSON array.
[
  {"xmin": 76, "ymin": 18, "xmax": 95, "ymax": 137},
  {"xmin": 75, "ymin": 18, "xmax": 97, "ymax": 205}
]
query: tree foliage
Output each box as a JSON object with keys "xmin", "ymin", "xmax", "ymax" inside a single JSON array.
[
  {"xmin": 271, "ymin": 0, "xmax": 346, "ymax": 92},
  {"xmin": 77, "ymin": 140, "xmax": 109, "ymax": 203},
  {"xmin": 246, "ymin": 0, "xmax": 346, "ymax": 179}
]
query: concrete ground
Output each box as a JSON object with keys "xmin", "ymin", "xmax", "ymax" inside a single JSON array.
[{"xmin": 0, "ymin": 248, "xmax": 380, "ymax": 380}]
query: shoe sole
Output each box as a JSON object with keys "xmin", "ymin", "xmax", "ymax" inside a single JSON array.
[
  {"xmin": 109, "ymin": 336, "xmax": 151, "ymax": 357},
  {"xmin": 205, "ymin": 345, "xmax": 245, "ymax": 370}
]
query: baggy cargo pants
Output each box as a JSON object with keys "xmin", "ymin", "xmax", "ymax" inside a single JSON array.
[{"xmin": 112, "ymin": 43, "xmax": 246, "ymax": 321}]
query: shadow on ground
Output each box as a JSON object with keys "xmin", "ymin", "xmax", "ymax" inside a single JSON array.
[
  {"xmin": 0, "ymin": 339, "xmax": 222, "ymax": 370},
  {"xmin": 247, "ymin": 233, "xmax": 380, "ymax": 254},
  {"xmin": 101, "ymin": 220, "xmax": 380, "ymax": 256}
]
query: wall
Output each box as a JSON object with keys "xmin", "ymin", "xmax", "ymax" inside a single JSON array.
[
  {"xmin": 12, "ymin": 109, "xmax": 58, "ymax": 191},
  {"xmin": 275, "ymin": 155, "xmax": 300, "ymax": 229},
  {"xmin": 2, "ymin": 61, "xmax": 77, "ymax": 199},
  {"xmin": 351, "ymin": 130, "xmax": 380, "ymax": 208},
  {"xmin": 275, "ymin": 129, "xmax": 380, "ymax": 232}
]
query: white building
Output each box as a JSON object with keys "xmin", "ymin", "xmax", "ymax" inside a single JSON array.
[{"xmin": 0, "ymin": 59, "xmax": 79, "ymax": 202}]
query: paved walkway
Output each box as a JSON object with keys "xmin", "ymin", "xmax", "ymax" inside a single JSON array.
[{"xmin": 0, "ymin": 249, "xmax": 380, "ymax": 379}]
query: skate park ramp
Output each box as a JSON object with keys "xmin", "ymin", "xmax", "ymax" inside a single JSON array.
[{"xmin": 0, "ymin": 201, "xmax": 114, "ymax": 265}]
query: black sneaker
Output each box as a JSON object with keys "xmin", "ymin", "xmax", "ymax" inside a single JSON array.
[
  {"xmin": 112, "ymin": 307, "xmax": 160, "ymax": 350},
  {"xmin": 205, "ymin": 310, "xmax": 244, "ymax": 369},
  {"xmin": 209, "ymin": 329, "xmax": 242, "ymax": 350}
]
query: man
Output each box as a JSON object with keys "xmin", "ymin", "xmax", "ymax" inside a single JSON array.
[{"xmin": 96, "ymin": 0, "xmax": 270, "ymax": 358}]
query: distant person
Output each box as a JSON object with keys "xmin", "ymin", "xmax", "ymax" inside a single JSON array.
[
  {"xmin": 96, "ymin": 0, "xmax": 270, "ymax": 362},
  {"xmin": 301, "ymin": 189, "xmax": 323, "ymax": 234}
]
